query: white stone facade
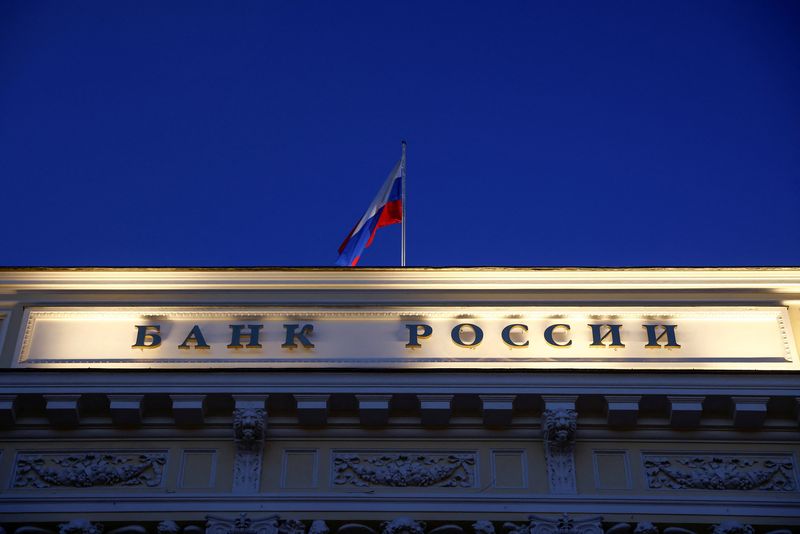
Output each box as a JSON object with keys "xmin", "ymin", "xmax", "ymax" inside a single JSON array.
[{"xmin": 0, "ymin": 268, "xmax": 798, "ymax": 532}]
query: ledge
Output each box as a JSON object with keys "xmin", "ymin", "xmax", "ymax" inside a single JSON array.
[{"xmin": 2, "ymin": 267, "xmax": 800, "ymax": 292}]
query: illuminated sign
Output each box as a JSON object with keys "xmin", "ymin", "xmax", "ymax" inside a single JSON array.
[{"xmin": 12, "ymin": 307, "xmax": 799, "ymax": 370}]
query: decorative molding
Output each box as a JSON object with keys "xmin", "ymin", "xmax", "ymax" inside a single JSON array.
[
  {"xmin": 281, "ymin": 520, "xmax": 306, "ymax": 534},
  {"xmin": 504, "ymin": 514, "xmax": 603, "ymax": 534},
  {"xmin": 472, "ymin": 522, "xmax": 495, "ymax": 534},
  {"xmin": 58, "ymin": 521, "xmax": 103, "ymax": 534},
  {"xmin": 332, "ymin": 452, "xmax": 476, "ymax": 488},
  {"xmin": 380, "ymin": 518, "xmax": 425, "ymax": 534},
  {"xmin": 4, "ymin": 267, "xmax": 800, "ymax": 292},
  {"xmin": 206, "ymin": 514, "xmax": 281, "ymax": 534},
  {"xmin": 2, "ymin": 520, "xmax": 797, "ymax": 534},
  {"xmin": 13, "ymin": 451, "xmax": 166, "ymax": 489},
  {"xmin": 542, "ymin": 408, "xmax": 577, "ymax": 494},
  {"xmin": 643, "ymin": 454, "xmax": 796, "ymax": 491},
  {"xmin": 710, "ymin": 523, "xmax": 754, "ymax": 534},
  {"xmin": 605, "ymin": 522, "xmax": 658, "ymax": 534},
  {"xmin": 232, "ymin": 406, "xmax": 267, "ymax": 493},
  {"xmin": 156, "ymin": 522, "xmax": 180, "ymax": 534},
  {"xmin": 205, "ymin": 515, "xmax": 310, "ymax": 534}
]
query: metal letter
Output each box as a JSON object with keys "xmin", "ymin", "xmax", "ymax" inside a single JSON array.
[
  {"xmin": 405, "ymin": 323, "xmax": 433, "ymax": 348},
  {"xmin": 228, "ymin": 324, "xmax": 264, "ymax": 348},
  {"xmin": 178, "ymin": 325, "xmax": 210, "ymax": 349},
  {"xmin": 451, "ymin": 323, "xmax": 484, "ymax": 347},
  {"xmin": 282, "ymin": 324, "xmax": 315, "ymax": 348},
  {"xmin": 132, "ymin": 325, "xmax": 161, "ymax": 349},
  {"xmin": 643, "ymin": 324, "xmax": 680, "ymax": 348},
  {"xmin": 501, "ymin": 324, "xmax": 529, "ymax": 347},
  {"xmin": 588, "ymin": 324, "xmax": 625, "ymax": 347},
  {"xmin": 544, "ymin": 324, "xmax": 572, "ymax": 347}
]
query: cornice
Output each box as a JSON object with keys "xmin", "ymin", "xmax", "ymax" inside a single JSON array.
[
  {"xmin": 1, "ymin": 370, "xmax": 798, "ymax": 396},
  {"xmin": 1, "ymin": 267, "xmax": 800, "ymax": 292}
]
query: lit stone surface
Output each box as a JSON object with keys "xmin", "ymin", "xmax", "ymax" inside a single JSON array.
[{"xmin": 0, "ymin": 268, "xmax": 797, "ymax": 527}]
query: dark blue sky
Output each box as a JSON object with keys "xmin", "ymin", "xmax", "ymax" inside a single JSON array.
[{"xmin": 1, "ymin": 2, "xmax": 799, "ymax": 267}]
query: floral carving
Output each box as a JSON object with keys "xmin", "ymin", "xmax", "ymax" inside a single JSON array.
[
  {"xmin": 59, "ymin": 521, "xmax": 103, "ymax": 534},
  {"xmin": 156, "ymin": 522, "xmax": 180, "ymax": 534},
  {"xmin": 710, "ymin": 523, "xmax": 753, "ymax": 534},
  {"xmin": 206, "ymin": 514, "xmax": 280, "ymax": 534},
  {"xmin": 333, "ymin": 452, "xmax": 475, "ymax": 488},
  {"xmin": 643, "ymin": 455, "xmax": 796, "ymax": 491},
  {"xmin": 634, "ymin": 523, "xmax": 659, "ymax": 534},
  {"xmin": 380, "ymin": 519, "xmax": 425, "ymax": 534},
  {"xmin": 308, "ymin": 521, "xmax": 329, "ymax": 534},
  {"xmin": 504, "ymin": 514, "xmax": 602, "ymax": 534},
  {"xmin": 14, "ymin": 452, "xmax": 166, "ymax": 488}
]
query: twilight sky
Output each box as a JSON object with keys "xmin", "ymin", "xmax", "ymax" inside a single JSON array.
[{"xmin": 1, "ymin": 1, "xmax": 799, "ymax": 267}]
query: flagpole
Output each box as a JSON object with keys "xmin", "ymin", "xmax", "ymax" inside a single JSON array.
[{"xmin": 401, "ymin": 140, "xmax": 407, "ymax": 267}]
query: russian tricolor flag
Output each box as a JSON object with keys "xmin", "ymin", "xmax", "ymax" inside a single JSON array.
[{"xmin": 336, "ymin": 160, "xmax": 403, "ymax": 266}]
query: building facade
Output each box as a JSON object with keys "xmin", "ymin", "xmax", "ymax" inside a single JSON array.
[{"xmin": 0, "ymin": 268, "xmax": 798, "ymax": 533}]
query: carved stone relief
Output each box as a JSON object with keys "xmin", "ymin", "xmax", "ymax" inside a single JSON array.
[
  {"xmin": 13, "ymin": 452, "xmax": 166, "ymax": 488},
  {"xmin": 2, "ymin": 518, "xmax": 797, "ymax": 534},
  {"xmin": 380, "ymin": 519, "xmax": 426, "ymax": 534},
  {"xmin": 472, "ymin": 522, "xmax": 495, "ymax": 534},
  {"xmin": 156, "ymin": 522, "xmax": 180, "ymax": 534},
  {"xmin": 643, "ymin": 454, "xmax": 796, "ymax": 491},
  {"xmin": 710, "ymin": 523, "xmax": 754, "ymax": 534},
  {"xmin": 59, "ymin": 521, "xmax": 104, "ymax": 534},
  {"xmin": 206, "ymin": 514, "xmax": 280, "ymax": 534},
  {"xmin": 308, "ymin": 522, "xmax": 329, "ymax": 534},
  {"xmin": 504, "ymin": 514, "xmax": 602, "ymax": 534},
  {"xmin": 332, "ymin": 452, "xmax": 476, "ymax": 488},
  {"xmin": 232, "ymin": 407, "xmax": 266, "ymax": 493},
  {"xmin": 542, "ymin": 409, "xmax": 577, "ymax": 494}
]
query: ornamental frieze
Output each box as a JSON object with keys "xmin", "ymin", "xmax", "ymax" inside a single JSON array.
[
  {"xmin": 643, "ymin": 454, "xmax": 796, "ymax": 491},
  {"xmin": 13, "ymin": 451, "xmax": 167, "ymax": 488},
  {"xmin": 1, "ymin": 518, "xmax": 784, "ymax": 534},
  {"xmin": 332, "ymin": 451, "xmax": 476, "ymax": 488}
]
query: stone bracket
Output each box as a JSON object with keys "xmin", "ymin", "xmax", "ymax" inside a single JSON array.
[
  {"xmin": 108, "ymin": 394, "xmax": 144, "ymax": 427},
  {"xmin": 295, "ymin": 394, "xmax": 330, "ymax": 426},
  {"xmin": 731, "ymin": 396, "xmax": 769, "ymax": 428},
  {"xmin": 170, "ymin": 394, "xmax": 206, "ymax": 426},
  {"xmin": 44, "ymin": 394, "xmax": 81, "ymax": 427},
  {"xmin": 480, "ymin": 394, "xmax": 515, "ymax": 428},
  {"xmin": 605, "ymin": 395, "xmax": 641, "ymax": 427},
  {"xmin": 357, "ymin": 394, "xmax": 392, "ymax": 427},
  {"xmin": 418, "ymin": 394, "xmax": 453, "ymax": 427},
  {"xmin": 668, "ymin": 395, "xmax": 704, "ymax": 428}
]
